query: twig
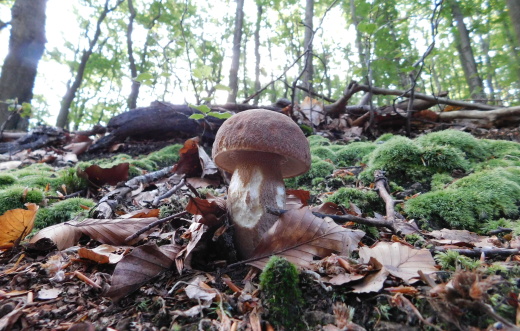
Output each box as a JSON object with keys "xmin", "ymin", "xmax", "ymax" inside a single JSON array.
[
  {"xmin": 433, "ymin": 247, "xmax": 519, "ymax": 258},
  {"xmin": 151, "ymin": 175, "xmax": 186, "ymax": 206}
]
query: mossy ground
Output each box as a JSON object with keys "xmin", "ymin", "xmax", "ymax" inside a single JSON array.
[
  {"xmin": 0, "ymin": 144, "xmax": 182, "ymax": 229},
  {"xmin": 287, "ymin": 130, "xmax": 520, "ymax": 233}
]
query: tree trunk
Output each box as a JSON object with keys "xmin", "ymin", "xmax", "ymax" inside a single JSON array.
[
  {"xmin": 302, "ymin": 0, "xmax": 314, "ymax": 92},
  {"xmin": 126, "ymin": 0, "xmax": 139, "ymax": 110},
  {"xmin": 0, "ymin": 0, "xmax": 47, "ymax": 131},
  {"xmin": 253, "ymin": 3, "xmax": 262, "ymax": 106},
  {"xmin": 350, "ymin": 0, "xmax": 367, "ymax": 75},
  {"xmin": 449, "ymin": 0, "xmax": 486, "ymax": 102},
  {"xmin": 56, "ymin": 0, "xmax": 123, "ymax": 129},
  {"xmin": 227, "ymin": 0, "xmax": 244, "ymax": 103},
  {"xmin": 507, "ymin": 0, "xmax": 520, "ymax": 47}
]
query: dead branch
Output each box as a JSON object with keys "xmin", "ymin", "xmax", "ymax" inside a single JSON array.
[
  {"xmin": 438, "ymin": 105, "xmax": 520, "ymax": 122},
  {"xmin": 434, "ymin": 247, "xmax": 519, "ymax": 258},
  {"xmin": 357, "ymin": 84, "xmax": 499, "ymax": 110}
]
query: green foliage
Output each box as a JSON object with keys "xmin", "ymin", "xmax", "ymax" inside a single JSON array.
[
  {"xmin": 259, "ymin": 256, "xmax": 304, "ymax": 330},
  {"xmin": 335, "ymin": 141, "xmax": 376, "ymax": 167},
  {"xmin": 434, "ymin": 250, "xmax": 481, "ymax": 271},
  {"xmin": 0, "ymin": 186, "xmax": 44, "ymax": 215},
  {"xmin": 327, "ymin": 187, "xmax": 384, "ymax": 215},
  {"xmin": 188, "ymin": 104, "xmax": 232, "ymax": 120},
  {"xmin": 35, "ymin": 197, "xmax": 95, "ymax": 229},
  {"xmin": 405, "ymin": 167, "xmax": 520, "ymax": 231}
]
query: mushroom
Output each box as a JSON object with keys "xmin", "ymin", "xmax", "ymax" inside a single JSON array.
[{"xmin": 212, "ymin": 109, "xmax": 311, "ymax": 258}]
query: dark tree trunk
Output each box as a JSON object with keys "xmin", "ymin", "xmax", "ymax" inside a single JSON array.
[
  {"xmin": 302, "ymin": 0, "xmax": 314, "ymax": 92},
  {"xmin": 449, "ymin": 0, "xmax": 486, "ymax": 102},
  {"xmin": 0, "ymin": 0, "xmax": 47, "ymax": 131},
  {"xmin": 227, "ymin": 0, "xmax": 244, "ymax": 103},
  {"xmin": 508, "ymin": 0, "xmax": 520, "ymax": 47},
  {"xmin": 253, "ymin": 3, "xmax": 262, "ymax": 106}
]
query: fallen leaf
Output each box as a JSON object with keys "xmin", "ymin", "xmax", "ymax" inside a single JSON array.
[
  {"xmin": 173, "ymin": 137, "xmax": 219, "ymax": 178},
  {"xmin": 359, "ymin": 242, "xmax": 436, "ymax": 283},
  {"xmin": 118, "ymin": 209, "xmax": 160, "ymax": 219},
  {"xmin": 104, "ymin": 243, "xmax": 181, "ymax": 301},
  {"xmin": 249, "ymin": 207, "xmax": 365, "ymax": 269},
  {"xmin": 76, "ymin": 217, "xmax": 159, "ymax": 245},
  {"xmin": 30, "ymin": 222, "xmax": 82, "ymax": 250},
  {"xmin": 0, "ymin": 203, "xmax": 39, "ymax": 246},
  {"xmin": 78, "ymin": 244, "xmax": 124, "ymax": 264},
  {"xmin": 37, "ymin": 288, "xmax": 62, "ymax": 300},
  {"xmin": 300, "ymin": 96, "xmax": 324, "ymax": 126},
  {"xmin": 186, "ymin": 196, "xmax": 226, "ymax": 217},
  {"xmin": 286, "ymin": 189, "xmax": 310, "ymax": 206},
  {"xmin": 185, "ymin": 275, "xmax": 216, "ymax": 301},
  {"xmin": 83, "ymin": 163, "xmax": 129, "ymax": 186}
]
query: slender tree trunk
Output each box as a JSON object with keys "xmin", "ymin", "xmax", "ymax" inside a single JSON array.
[
  {"xmin": 227, "ymin": 0, "xmax": 244, "ymax": 103},
  {"xmin": 350, "ymin": 0, "xmax": 366, "ymax": 74},
  {"xmin": 479, "ymin": 35, "xmax": 495, "ymax": 103},
  {"xmin": 126, "ymin": 0, "xmax": 139, "ymax": 110},
  {"xmin": 449, "ymin": 0, "xmax": 486, "ymax": 102},
  {"xmin": 302, "ymin": 0, "xmax": 314, "ymax": 92},
  {"xmin": 56, "ymin": 0, "xmax": 123, "ymax": 129},
  {"xmin": 0, "ymin": 0, "xmax": 47, "ymax": 131},
  {"xmin": 253, "ymin": 4, "xmax": 262, "ymax": 106},
  {"xmin": 507, "ymin": 0, "xmax": 520, "ymax": 47}
]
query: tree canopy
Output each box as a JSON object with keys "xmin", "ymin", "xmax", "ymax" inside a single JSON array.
[{"xmin": 0, "ymin": 0, "xmax": 519, "ymax": 130}]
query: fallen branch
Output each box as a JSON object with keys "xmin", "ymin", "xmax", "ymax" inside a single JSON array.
[
  {"xmin": 433, "ymin": 247, "xmax": 519, "ymax": 258},
  {"xmin": 438, "ymin": 105, "xmax": 520, "ymax": 122},
  {"xmin": 357, "ymin": 84, "xmax": 499, "ymax": 110}
]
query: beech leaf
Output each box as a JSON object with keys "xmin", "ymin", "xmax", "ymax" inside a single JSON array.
[
  {"xmin": 359, "ymin": 242, "xmax": 437, "ymax": 283},
  {"xmin": 75, "ymin": 217, "xmax": 159, "ymax": 245},
  {"xmin": 0, "ymin": 203, "xmax": 39, "ymax": 246},
  {"xmin": 83, "ymin": 163, "xmax": 129, "ymax": 186},
  {"xmin": 104, "ymin": 243, "xmax": 181, "ymax": 301},
  {"xmin": 249, "ymin": 207, "xmax": 365, "ymax": 269},
  {"xmin": 30, "ymin": 221, "xmax": 82, "ymax": 250}
]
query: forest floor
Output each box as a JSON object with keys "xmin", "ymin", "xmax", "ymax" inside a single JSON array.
[{"xmin": 1, "ymin": 124, "xmax": 520, "ymax": 331}]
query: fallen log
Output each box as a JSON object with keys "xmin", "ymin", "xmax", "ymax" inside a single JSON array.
[{"xmin": 438, "ymin": 105, "xmax": 520, "ymax": 124}]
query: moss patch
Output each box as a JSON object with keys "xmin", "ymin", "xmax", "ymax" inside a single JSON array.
[
  {"xmin": 35, "ymin": 197, "xmax": 95, "ymax": 229},
  {"xmin": 0, "ymin": 186, "xmax": 45, "ymax": 215}
]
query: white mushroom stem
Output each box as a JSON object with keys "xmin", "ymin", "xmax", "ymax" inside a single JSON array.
[{"xmin": 227, "ymin": 152, "xmax": 286, "ymax": 258}]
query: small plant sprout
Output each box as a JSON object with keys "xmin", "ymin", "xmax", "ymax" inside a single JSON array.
[{"xmin": 188, "ymin": 104, "xmax": 232, "ymax": 120}]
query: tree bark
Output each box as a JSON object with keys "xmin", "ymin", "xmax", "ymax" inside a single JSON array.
[
  {"xmin": 302, "ymin": 0, "xmax": 314, "ymax": 92},
  {"xmin": 507, "ymin": 0, "xmax": 520, "ymax": 47},
  {"xmin": 55, "ymin": 0, "xmax": 123, "ymax": 129},
  {"xmin": 253, "ymin": 3, "xmax": 263, "ymax": 106},
  {"xmin": 126, "ymin": 0, "xmax": 139, "ymax": 110},
  {"xmin": 227, "ymin": 0, "xmax": 244, "ymax": 103},
  {"xmin": 0, "ymin": 0, "xmax": 47, "ymax": 131},
  {"xmin": 449, "ymin": 0, "xmax": 486, "ymax": 102},
  {"xmin": 350, "ymin": 0, "xmax": 367, "ymax": 76}
]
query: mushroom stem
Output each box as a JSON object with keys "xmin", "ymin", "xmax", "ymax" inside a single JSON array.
[{"xmin": 227, "ymin": 152, "xmax": 286, "ymax": 258}]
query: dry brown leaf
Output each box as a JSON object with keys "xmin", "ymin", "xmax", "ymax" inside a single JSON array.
[
  {"xmin": 286, "ymin": 189, "xmax": 310, "ymax": 206},
  {"xmin": 0, "ymin": 203, "xmax": 39, "ymax": 246},
  {"xmin": 248, "ymin": 207, "xmax": 365, "ymax": 269},
  {"xmin": 30, "ymin": 222, "xmax": 82, "ymax": 250},
  {"xmin": 359, "ymin": 242, "xmax": 436, "ymax": 283},
  {"xmin": 104, "ymin": 243, "xmax": 181, "ymax": 301},
  {"xmin": 118, "ymin": 208, "xmax": 160, "ymax": 219},
  {"xmin": 186, "ymin": 196, "xmax": 226, "ymax": 217},
  {"xmin": 185, "ymin": 177, "xmax": 220, "ymax": 189},
  {"xmin": 78, "ymin": 244, "xmax": 124, "ymax": 264},
  {"xmin": 301, "ymin": 96, "xmax": 324, "ymax": 126},
  {"xmin": 75, "ymin": 217, "xmax": 159, "ymax": 245},
  {"xmin": 427, "ymin": 228, "xmax": 499, "ymax": 248},
  {"xmin": 83, "ymin": 163, "xmax": 129, "ymax": 186},
  {"xmin": 185, "ymin": 275, "xmax": 216, "ymax": 302}
]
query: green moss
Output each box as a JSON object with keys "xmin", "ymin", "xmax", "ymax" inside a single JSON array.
[
  {"xmin": 360, "ymin": 136, "xmax": 423, "ymax": 184},
  {"xmin": 405, "ymin": 167, "xmax": 520, "ymax": 231},
  {"xmin": 310, "ymin": 146, "xmax": 337, "ymax": 162},
  {"xmin": 421, "ymin": 145, "xmax": 471, "ymax": 173},
  {"xmin": 430, "ymin": 173, "xmax": 453, "ymax": 191},
  {"xmin": 375, "ymin": 133, "xmax": 395, "ymax": 143},
  {"xmin": 327, "ymin": 187, "xmax": 384, "ymax": 215},
  {"xmin": 307, "ymin": 135, "xmax": 331, "ymax": 147},
  {"xmin": 0, "ymin": 186, "xmax": 44, "ymax": 215},
  {"xmin": 335, "ymin": 141, "xmax": 376, "ymax": 167},
  {"xmin": 145, "ymin": 144, "xmax": 182, "ymax": 167},
  {"xmin": 35, "ymin": 197, "xmax": 95, "ymax": 229},
  {"xmin": 435, "ymin": 250, "xmax": 481, "ymax": 271},
  {"xmin": 416, "ymin": 129, "xmax": 489, "ymax": 162},
  {"xmin": 0, "ymin": 174, "xmax": 17, "ymax": 188},
  {"xmin": 289, "ymin": 158, "xmax": 335, "ymax": 188},
  {"xmin": 259, "ymin": 256, "xmax": 304, "ymax": 330}
]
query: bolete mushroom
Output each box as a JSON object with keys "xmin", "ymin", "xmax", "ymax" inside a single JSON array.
[{"xmin": 212, "ymin": 109, "xmax": 311, "ymax": 258}]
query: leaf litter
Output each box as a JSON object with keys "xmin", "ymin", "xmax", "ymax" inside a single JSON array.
[{"xmin": 0, "ymin": 136, "xmax": 519, "ymax": 330}]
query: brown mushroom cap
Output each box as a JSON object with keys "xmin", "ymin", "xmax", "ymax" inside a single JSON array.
[{"xmin": 212, "ymin": 109, "xmax": 311, "ymax": 178}]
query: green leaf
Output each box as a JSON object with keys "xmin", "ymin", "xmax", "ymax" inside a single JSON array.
[
  {"xmin": 135, "ymin": 72, "xmax": 153, "ymax": 82},
  {"xmin": 189, "ymin": 104, "xmax": 211, "ymax": 113},
  {"xmin": 189, "ymin": 114, "xmax": 205, "ymax": 120},
  {"xmin": 357, "ymin": 22, "xmax": 377, "ymax": 34},
  {"xmin": 20, "ymin": 103, "xmax": 32, "ymax": 117},
  {"xmin": 214, "ymin": 84, "xmax": 231, "ymax": 92},
  {"xmin": 208, "ymin": 112, "xmax": 232, "ymax": 119}
]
